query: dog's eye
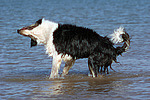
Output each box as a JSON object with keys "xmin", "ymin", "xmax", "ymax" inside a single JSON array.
[{"xmin": 28, "ymin": 26, "xmax": 34, "ymax": 30}]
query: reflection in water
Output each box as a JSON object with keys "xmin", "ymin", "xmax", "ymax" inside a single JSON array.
[{"xmin": 31, "ymin": 72, "xmax": 146, "ymax": 99}]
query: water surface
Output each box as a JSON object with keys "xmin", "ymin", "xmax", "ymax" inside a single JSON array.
[{"xmin": 0, "ymin": 0, "xmax": 150, "ymax": 99}]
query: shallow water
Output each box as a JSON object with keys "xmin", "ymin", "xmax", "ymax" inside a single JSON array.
[{"xmin": 0, "ymin": 0, "xmax": 150, "ymax": 99}]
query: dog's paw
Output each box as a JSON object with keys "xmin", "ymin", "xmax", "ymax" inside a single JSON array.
[{"xmin": 49, "ymin": 74, "xmax": 61, "ymax": 79}]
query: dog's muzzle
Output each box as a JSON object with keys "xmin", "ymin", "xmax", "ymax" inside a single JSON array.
[
  {"xmin": 17, "ymin": 29, "xmax": 21, "ymax": 34},
  {"xmin": 17, "ymin": 28, "xmax": 24, "ymax": 35},
  {"xmin": 17, "ymin": 28, "xmax": 29, "ymax": 37},
  {"xmin": 17, "ymin": 28, "xmax": 37, "ymax": 47}
]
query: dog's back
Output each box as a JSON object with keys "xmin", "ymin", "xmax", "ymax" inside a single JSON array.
[{"xmin": 53, "ymin": 24, "xmax": 115, "ymax": 59}]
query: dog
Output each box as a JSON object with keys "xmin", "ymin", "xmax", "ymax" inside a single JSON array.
[{"xmin": 17, "ymin": 18, "xmax": 130, "ymax": 78}]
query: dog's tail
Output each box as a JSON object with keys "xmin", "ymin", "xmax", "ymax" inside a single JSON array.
[
  {"xmin": 109, "ymin": 26, "xmax": 125, "ymax": 44},
  {"xmin": 109, "ymin": 26, "xmax": 130, "ymax": 55}
]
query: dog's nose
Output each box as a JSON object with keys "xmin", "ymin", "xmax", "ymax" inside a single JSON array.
[{"xmin": 17, "ymin": 29, "xmax": 20, "ymax": 33}]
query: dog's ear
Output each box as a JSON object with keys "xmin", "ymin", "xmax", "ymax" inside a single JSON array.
[
  {"xmin": 36, "ymin": 19, "xmax": 42, "ymax": 25},
  {"xmin": 31, "ymin": 39, "xmax": 37, "ymax": 47}
]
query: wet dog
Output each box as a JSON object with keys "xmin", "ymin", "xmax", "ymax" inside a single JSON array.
[{"xmin": 17, "ymin": 18, "xmax": 130, "ymax": 78}]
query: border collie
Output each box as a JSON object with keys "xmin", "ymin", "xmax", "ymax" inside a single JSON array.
[{"xmin": 17, "ymin": 18, "xmax": 130, "ymax": 78}]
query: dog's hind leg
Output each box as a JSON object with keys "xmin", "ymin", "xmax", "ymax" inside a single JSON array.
[
  {"xmin": 106, "ymin": 67, "xmax": 109, "ymax": 74},
  {"xmin": 104, "ymin": 66, "xmax": 109, "ymax": 74},
  {"xmin": 50, "ymin": 54, "xmax": 62, "ymax": 79},
  {"xmin": 88, "ymin": 65, "xmax": 95, "ymax": 77},
  {"xmin": 88, "ymin": 57, "xmax": 98, "ymax": 77},
  {"xmin": 62, "ymin": 59, "xmax": 75, "ymax": 76}
]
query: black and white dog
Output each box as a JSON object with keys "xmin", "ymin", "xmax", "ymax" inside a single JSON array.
[{"xmin": 17, "ymin": 18, "xmax": 130, "ymax": 78}]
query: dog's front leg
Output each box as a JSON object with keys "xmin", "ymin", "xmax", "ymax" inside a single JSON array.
[
  {"xmin": 62, "ymin": 59, "xmax": 75, "ymax": 76},
  {"xmin": 50, "ymin": 54, "xmax": 62, "ymax": 79}
]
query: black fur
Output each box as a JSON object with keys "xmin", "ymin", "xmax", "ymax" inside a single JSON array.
[
  {"xmin": 53, "ymin": 24, "xmax": 119, "ymax": 76},
  {"xmin": 53, "ymin": 24, "xmax": 116, "ymax": 59},
  {"xmin": 36, "ymin": 19, "xmax": 42, "ymax": 25},
  {"xmin": 17, "ymin": 19, "xmax": 130, "ymax": 77},
  {"xmin": 31, "ymin": 39, "xmax": 37, "ymax": 47}
]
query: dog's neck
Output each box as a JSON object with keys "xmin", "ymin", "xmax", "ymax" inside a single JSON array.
[
  {"xmin": 38, "ymin": 20, "xmax": 59, "ymax": 56},
  {"xmin": 43, "ymin": 21, "xmax": 58, "ymax": 44},
  {"xmin": 32, "ymin": 20, "xmax": 59, "ymax": 45}
]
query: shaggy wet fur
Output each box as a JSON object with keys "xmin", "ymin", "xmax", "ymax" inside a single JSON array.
[{"xmin": 17, "ymin": 19, "xmax": 130, "ymax": 78}]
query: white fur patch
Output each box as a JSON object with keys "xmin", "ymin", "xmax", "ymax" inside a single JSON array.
[
  {"xmin": 62, "ymin": 54, "xmax": 73, "ymax": 62},
  {"xmin": 42, "ymin": 19, "xmax": 73, "ymax": 61},
  {"xmin": 32, "ymin": 19, "xmax": 59, "ymax": 45},
  {"xmin": 28, "ymin": 19, "xmax": 58, "ymax": 57},
  {"xmin": 109, "ymin": 26, "xmax": 125, "ymax": 44}
]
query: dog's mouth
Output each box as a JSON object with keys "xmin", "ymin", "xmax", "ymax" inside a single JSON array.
[
  {"xmin": 17, "ymin": 24, "xmax": 37, "ymax": 34},
  {"xmin": 17, "ymin": 27, "xmax": 37, "ymax": 47},
  {"xmin": 31, "ymin": 38, "xmax": 37, "ymax": 47}
]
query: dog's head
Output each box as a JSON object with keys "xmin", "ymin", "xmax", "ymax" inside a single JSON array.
[
  {"xmin": 17, "ymin": 18, "xmax": 58, "ymax": 47},
  {"xmin": 17, "ymin": 19, "xmax": 43, "ymax": 47}
]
